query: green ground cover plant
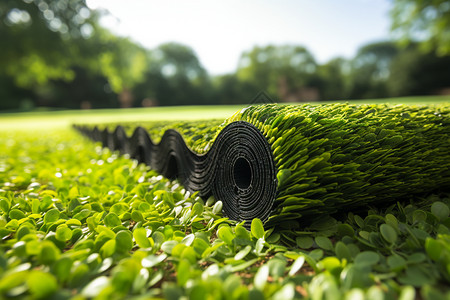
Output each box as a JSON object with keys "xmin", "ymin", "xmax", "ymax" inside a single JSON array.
[{"xmin": 1, "ymin": 102, "xmax": 450, "ymax": 299}]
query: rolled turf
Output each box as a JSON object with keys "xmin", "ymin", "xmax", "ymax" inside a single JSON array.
[{"xmin": 75, "ymin": 103, "xmax": 450, "ymax": 227}]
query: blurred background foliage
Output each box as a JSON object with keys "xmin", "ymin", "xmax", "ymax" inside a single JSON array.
[{"xmin": 0, "ymin": 0, "xmax": 449, "ymax": 111}]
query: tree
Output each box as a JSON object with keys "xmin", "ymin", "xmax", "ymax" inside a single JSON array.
[
  {"xmin": 236, "ymin": 45, "xmax": 320, "ymax": 102},
  {"xmin": 133, "ymin": 43, "xmax": 212, "ymax": 106},
  {"xmin": 347, "ymin": 41, "xmax": 399, "ymax": 99},
  {"xmin": 0, "ymin": 0, "xmax": 106, "ymax": 109},
  {"xmin": 92, "ymin": 29, "xmax": 148, "ymax": 108},
  {"xmin": 0, "ymin": 0, "xmax": 97, "ymax": 87},
  {"xmin": 388, "ymin": 44, "xmax": 450, "ymax": 96},
  {"xmin": 391, "ymin": 0, "xmax": 450, "ymax": 56},
  {"xmin": 317, "ymin": 58, "xmax": 350, "ymax": 101},
  {"xmin": 0, "ymin": 0, "xmax": 151, "ymax": 109},
  {"xmin": 211, "ymin": 74, "xmax": 259, "ymax": 105}
]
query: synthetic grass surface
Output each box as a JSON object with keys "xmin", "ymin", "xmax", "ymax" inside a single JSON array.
[{"xmin": 81, "ymin": 103, "xmax": 450, "ymax": 228}]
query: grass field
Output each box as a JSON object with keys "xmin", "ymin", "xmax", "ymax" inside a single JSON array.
[
  {"xmin": 0, "ymin": 96, "xmax": 449, "ymax": 299},
  {"xmin": 1, "ymin": 95, "xmax": 449, "ymax": 130}
]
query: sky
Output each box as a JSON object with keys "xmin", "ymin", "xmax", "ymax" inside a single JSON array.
[{"xmin": 86, "ymin": 0, "xmax": 393, "ymax": 75}]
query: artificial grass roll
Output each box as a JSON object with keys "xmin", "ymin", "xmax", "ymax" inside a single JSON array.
[
  {"xmin": 227, "ymin": 103, "xmax": 450, "ymax": 226},
  {"xmin": 75, "ymin": 120, "xmax": 278, "ymax": 224},
  {"xmin": 75, "ymin": 103, "xmax": 450, "ymax": 227}
]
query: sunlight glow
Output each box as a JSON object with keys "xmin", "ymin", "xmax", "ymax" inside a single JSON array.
[{"xmin": 86, "ymin": 0, "xmax": 392, "ymax": 75}]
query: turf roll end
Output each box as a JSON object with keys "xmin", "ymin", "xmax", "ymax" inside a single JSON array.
[{"xmin": 211, "ymin": 121, "xmax": 277, "ymax": 224}]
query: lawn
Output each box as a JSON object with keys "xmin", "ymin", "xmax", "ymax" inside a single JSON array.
[
  {"xmin": 1, "ymin": 94, "xmax": 449, "ymax": 130},
  {"xmin": 0, "ymin": 96, "xmax": 449, "ymax": 299}
]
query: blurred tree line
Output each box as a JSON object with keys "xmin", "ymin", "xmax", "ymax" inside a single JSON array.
[{"xmin": 1, "ymin": 0, "xmax": 449, "ymax": 111}]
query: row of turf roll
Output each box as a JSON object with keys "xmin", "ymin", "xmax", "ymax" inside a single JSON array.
[{"xmin": 74, "ymin": 103, "xmax": 450, "ymax": 228}]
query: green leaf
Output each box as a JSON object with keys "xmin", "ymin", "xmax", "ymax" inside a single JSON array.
[
  {"xmin": 38, "ymin": 241, "xmax": 60, "ymax": 265},
  {"xmin": 152, "ymin": 231, "xmax": 165, "ymax": 248},
  {"xmin": 0, "ymin": 199, "xmax": 10, "ymax": 213},
  {"xmin": 266, "ymin": 232, "xmax": 280, "ymax": 243},
  {"xmin": 44, "ymin": 208, "xmax": 60, "ymax": 224},
  {"xmin": 255, "ymin": 238, "xmax": 265, "ymax": 255},
  {"xmin": 318, "ymin": 257, "xmax": 341, "ymax": 275},
  {"xmin": 68, "ymin": 198, "xmax": 81, "ymax": 212},
  {"xmin": 132, "ymin": 267, "xmax": 149, "ymax": 293},
  {"xmin": 55, "ymin": 225, "xmax": 72, "ymax": 242},
  {"xmin": 73, "ymin": 209, "xmax": 91, "ymax": 221},
  {"xmin": 133, "ymin": 227, "xmax": 151, "ymax": 248},
  {"xmin": 354, "ymin": 251, "xmax": 379, "ymax": 267},
  {"xmin": 309, "ymin": 249, "xmax": 324, "ymax": 261},
  {"xmin": 398, "ymin": 286, "xmax": 415, "ymax": 300},
  {"xmin": 315, "ymin": 236, "xmax": 333, "ymax": 251},
  {"xmin": 354, "ymin": 215, "xmax": 365, "ymax": 228},
  {"xmin": 268, "ymin": 259, "xmax": 286, "ymax": 280},
  {"xmin": 288, "ymin": 255, "xmax": 305, "ymax": 276},
  {"xmin": 212, "ymin": 201, "xmax": 223, "ymax": 215},
  {"xmin": 191, "ymin": 202, "xmax": 203, "ymax": 216},
  {"xmin": 39, "ymin": 196, "xmax": 53, "ymax": 212},
  {"xmin": 412, "ymin": 210, "xmax": 427, "ymax": 223},
  {"xmin": 110, "ymin": 203, "xmax": 129, "ymax": 216},
  {"xmin": 115, "ymin": 230, "xmax": 133, "ymax": 254},
  {"xmin": 181, "ymin": 246, "xmax": 197, "ymax": 264},
  {"xmin": 230, "ymin": 258, "xmax": 258, "ymax": 272},
  {"xmin": 335, "ymin": 241, "xmax": 351, "ymax": 261},
  {"xmin": 272, "ymin": 283, "xmax": 295, "ymax": 300},
  {"xmin": 387, "ymin": 255, "xmax": 407, "ymax": 272},
  {"xmin": 161, "ymin": 240, "xmax": 178, "ymax": 254},
  {"xmin": 0, "ymin": 269, "xmax": 28, "ymax": 293},
  {"xmin": 100, "ymin": 239, "xmax": 116, "ymax": 258},
  {"xmin": 251, "ymin": 218, "xmax": 265, "ymax": 239},
  {"xmin": 131, "ymin": 210, "xmax": 144, "ymax": 223},
  {"xmin": 66, "ymin": 218, "xmax": 82, "ymax": 227},
  {"xmin": 81, "ymin": 276, "xmax": 110, "ymax": 298},
  {"xmin": 296, "ymin": 236, "xmax": 314, "ymax": 249},
  {"xmin": 68, "ymin": 186, "xmax": 79, "ymax": 199},
  {"xmin": 234, "ymin": 245, "xmax": 252, "ymax": 260},
  {"xmin": 254, "ymin": 265, "xmax": 269, "ymax": 290},
  {"xmin": 177, "ymin": 259, "xmax": 190, "ymax": 286},
  {"xmin": 398, "ymin": 265, "xmax": 436, "ymax": 287},
  {"xmin": 142, "ymin": 253, "xmax": 167, "ymax": 268},
  {"xmin": 16, "ymin": 226, "xmax": 31, "ymax": 240},
  {"xmin": 235, "ymin": 224, "xmax": 251, "ymax": 240},
  {"xmin": 9, "ymin": 209, "xmax": 26, "ymax": 220},
  {"xmin": 27, "ymin": 270, "xmax": 58, "ymax": 299},
  {"xmin": 425, "ymin": 238, "xmax": 443, "ymax": 261},
  {"xmin": 52, "ymin": 257, "xmax": 73, "ymax": 283},
  {"xmin": 172, "ymin": 243, "xmax": 188, "ymax": 258},
  {"xmin": 385, "ymin": 214, "xmax": 398, "ymax": 229},
  {"xmin": 337, "ymin": 223, "xmax": 354, "ymax": 237},
  {"xmin": 431, "ymin": 202, "xmax": 449, "ymax": 221},
  {"xmin": 407, "ymin": 253, "xmax": 426, "ymax": 264},
  {"xmin": 104, "ymin": 212, "xmax": 121, "ymax": 227},
  {"xmin": 181, "ymin": 234, "xmax": 195, "ymax": 246},
  {"xmin": 26, "ymin": 240, "xmax": 40, "ymax": 256},
  {"xmin": 31, "ymin": 198, "xmax": 40, "ymax": 214},
  {"xmin": 217, "ymin": 225, "xmax": 235, "ymax": 245},
  {"xmin": 163, "ymin": 283, "xmax": 183, "ymax": 300},
  {"xmin": 193, "ymin": 238, "xmax": 210, "ymax": 256},
  {"xmin": 380, "ymin": 224, "xmax": 397, "ymax": 244},
  {"xmin": 420, "ymin": 285, "xmax": 446, "ymax": 300}
]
